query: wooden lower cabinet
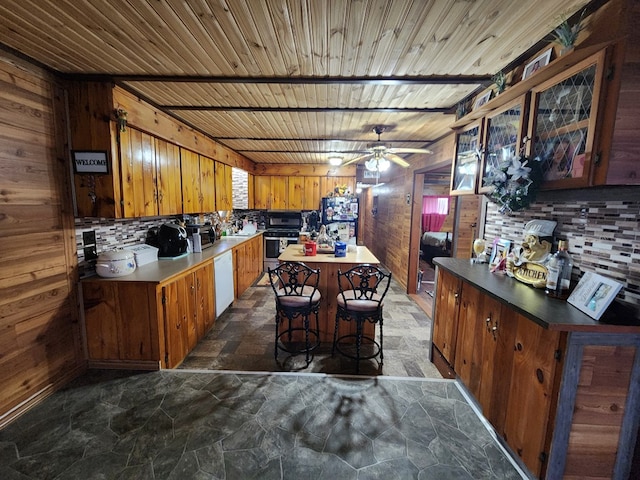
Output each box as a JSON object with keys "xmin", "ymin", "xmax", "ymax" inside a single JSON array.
[
  {"xmin": 83, "ymin": 260, "xmax": 215, "ymax": 369},
  {"xmin": 432, "ymin": 266, "xmax": 640, "ymax": 479},
  {"xmin": 162, "ymin": 262, "xmax": 215, "ymax": 367},
  {"xmin": 233, "ymin": 235, "xmax": 264, "ymax": 299},
  {"xmin": 432, "ymin": 268, "xmax": 462, "ymax": 365}
]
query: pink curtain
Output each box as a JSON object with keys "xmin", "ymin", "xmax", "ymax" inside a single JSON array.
[{"xmin": 422, "ymin": 196, "xmax": 449, "ymax": 232}]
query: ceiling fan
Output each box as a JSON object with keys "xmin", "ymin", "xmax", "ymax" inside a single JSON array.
[{"xmin": 340, "ymin": 126, "xmax": 432, "ymax": 171}]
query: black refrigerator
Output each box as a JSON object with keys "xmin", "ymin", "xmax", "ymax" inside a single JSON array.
[{"xmin": 321, "ymin": 196, "xmax": 358, "ymax": 244}]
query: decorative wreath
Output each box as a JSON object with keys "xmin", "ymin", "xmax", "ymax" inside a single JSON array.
[{"xmin": 482, "ymin": 140, "xmax": 543, "ymax": 214}]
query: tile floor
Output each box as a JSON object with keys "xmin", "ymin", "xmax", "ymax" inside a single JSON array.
[
  {"xmin": 0, "ymin": 370, "xmax": 528, "ymax": 479},
  {"xmin": 0, "ymin": 276, "xmax": 530, "ymax": 479},
  {"xmin": 179, "ymin": 276, "xmax": 442, "ymax": 378}
]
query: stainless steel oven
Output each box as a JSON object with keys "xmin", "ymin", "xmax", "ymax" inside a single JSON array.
[{"xmin": 263, "ymin": 211, "xmax": 302, "ymax": 272}]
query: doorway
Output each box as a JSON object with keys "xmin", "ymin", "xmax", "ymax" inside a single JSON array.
[{"xmin": 407, "ymin": 170, "xmax": 482, "ymax": 318}]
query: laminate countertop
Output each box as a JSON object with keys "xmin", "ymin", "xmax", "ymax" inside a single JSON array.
[
  {"xmin": 85, "ymin": 232, "xmax": 263, "ymax": 284},
  {"xmin": 278, "ymin": 244, "xmax": 379, "ymax": 264},
  {"xmin": 434, "ymin": 257, "xmax": 640, "ymax": 333}
]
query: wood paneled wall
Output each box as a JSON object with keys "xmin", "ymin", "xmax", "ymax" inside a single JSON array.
[
  {"xmin": 0, "ymin": 52, "xmax": 84, "ymax": 426},
  {"xmin": 359, "ymin": 133, "xmax": 462, "ymax": 288}
]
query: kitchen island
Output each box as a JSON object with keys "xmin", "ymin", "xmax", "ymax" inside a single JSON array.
[
  {"xmin": 278, "ymin": 244, "xmax": 380, "ymax": 342},
  {"xmin": 432, "ymin": 258, "xmax": 640, "ymax": 480}
]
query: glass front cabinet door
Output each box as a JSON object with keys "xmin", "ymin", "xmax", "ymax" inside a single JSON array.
[
  {"xmin": 479, "ymin": 95, "xmax": 529, "ymax": 194},
  {"xmin": 450, "ymin": 120, "xmax": 483, "ymax": 195},
  {"xmin": 527, "ymin": 50, "xmax": 607, "ymax": 189}
]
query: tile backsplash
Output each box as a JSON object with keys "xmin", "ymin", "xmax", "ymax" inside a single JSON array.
[
  {"xmin": 483, "ymin": 187, "xmax": 640, "ymax": 308},
  {"xmin": 75, "ymin": 210, "xmax": 265, "ymax": 278}
]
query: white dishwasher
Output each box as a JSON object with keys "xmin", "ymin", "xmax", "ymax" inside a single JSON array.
[{"xmin": 214, "ymin": 250, "xmax": 234, "ymax": 318}]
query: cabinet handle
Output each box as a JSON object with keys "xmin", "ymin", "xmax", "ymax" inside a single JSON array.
[{"xmin": 454, "ymin": 292, "xmax": 459, "ymax": 299}]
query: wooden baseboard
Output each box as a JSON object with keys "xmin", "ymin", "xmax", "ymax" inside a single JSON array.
[
  {"xmin": 431, "ymin": 345, "xmax": 456, "ymax": 379},
  {"xmin": 88, "ymin": 359, "xmax": 162, "ymax": 370},
  {"xmin": 0, "ymin": 363, "xmax": 87, "ymax": 429}
]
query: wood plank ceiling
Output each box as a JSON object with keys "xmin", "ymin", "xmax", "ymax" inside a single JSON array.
[{"xmin": 0, "ymin": 0, "xmax": 591, "ymax": 167}]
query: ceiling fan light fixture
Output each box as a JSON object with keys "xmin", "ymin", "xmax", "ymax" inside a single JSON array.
[
  {"xmin": 328, "ymin": 155, "xmax": 343, "ymax": 166},
  {"xmin": 365, "ymin": 158, "xmax": 378, "ymax": 172},
  {"xmin": 378, "ymin": 157, "xmax": 391, "ymax": 171}
]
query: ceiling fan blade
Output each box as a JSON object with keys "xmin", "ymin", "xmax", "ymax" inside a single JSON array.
[
  {"xmin": 385, "ymin": 153, "xmax": 410, "ymax": 168},
  {"xmin": 388, "ymin": 147, "xmax": 433, "ymax": 154},
  {"xmin": 341, "ymin": 153, "xmax": 372, "ymax": 166}
]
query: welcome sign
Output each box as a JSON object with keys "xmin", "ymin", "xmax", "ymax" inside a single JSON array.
[{"xmin": 72, "ymin": 151, "xmax": 109, "ymax": 174}]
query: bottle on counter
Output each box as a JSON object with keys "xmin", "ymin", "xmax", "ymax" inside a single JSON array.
[{"xmin": 545, "ymin": 240, "xmax": 573, "ymax": 299}]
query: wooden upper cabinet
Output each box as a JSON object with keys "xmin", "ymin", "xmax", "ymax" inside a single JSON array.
[
  {"xmin": 254, "ymin": 175, "xmax": 271, "ymax": 209},
  {"xmin": 479, "ymin": 95, "xmax": 529, "ymax": 194},
  {"xmin": 528, "ymin": 50, "xmax": 607, "ymax": 190},
  {"xmin": 180, "ymin": 149, "xmax": 201, "ymax": 214},
  {"xmin": 119, "ymin": 128, "xmax": 184, "ymax": 218},
  {"xmin": 200, "ymin": 155, "xmax": 215, "ymax": 213},
  {"xmin": 450, "ymin": 120, "xmax": 483, "ymax": 195},
  {"xmin": 271, "ymin": 176, "xmax": 288, "ymax": 209},
  {"xmin": 287, "ymin": 176, "xmax": 304, "ymax": 210},
  {"xmin": 303, "ymin": 176, "xmax": 321, "ymax": 210},
  {"xmin": 254, "ymin": 173, "xmax": 355, "ymax": 211},
  {"xmin": 155, "ymin": 139, "xmax": 182, "ymax": 216},
  {"xmin": 214, "ymin": 161, "xmax": 232, "ymax": 211}
]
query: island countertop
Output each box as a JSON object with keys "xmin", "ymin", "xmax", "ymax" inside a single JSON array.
[{"xmin": 278, "ymin": 244, "xmax": 379, "ymax": 264}]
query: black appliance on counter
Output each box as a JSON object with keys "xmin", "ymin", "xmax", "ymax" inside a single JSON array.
[
  {"xmin": 147, "ymin": 223, "xmax": 189, "ymax": 257},
  {"xmin": 263, "ymin": 211, "xmax": 302, "ymax": 272},
  {"xmin": 185, "ymin": 224, "xmax": 216, "ymax": 252}
]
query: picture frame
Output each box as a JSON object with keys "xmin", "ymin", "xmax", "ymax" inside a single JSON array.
[
  {"xmin": 489, "ymin": 238, "xmax": 511, "ymax": 267},
  {"xmin": 567, "ymin": 272, "xmax": 623, "ymax": 320},
  {"xmin": 523, "ymin": 48, "xmax": 552, "ymax": 80},
  {"xmin": 72, "ymin": 150, "xmax": 109, "ymax": 174},
  {"xmin": 473, "ymin": 90, "xmax": 492, "ymax": 110}
]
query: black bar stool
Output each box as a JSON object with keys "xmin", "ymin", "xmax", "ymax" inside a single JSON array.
[
  {"xmin": 332, "ymin": 264, "xmax": 392, "ymax": 373},
  {"xmin": 268, "ymin": 261, "xmax": 321, "ymax": 367}
]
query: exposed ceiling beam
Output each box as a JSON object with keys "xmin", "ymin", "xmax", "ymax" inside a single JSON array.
[
  {"xmin": 164, "ymin": 106, "xmax": 450, "ymax": 113},
  {"xmin": 213, "ymin": 137, "xmax": 435, "ymax": 143},
  {"xmin": 234, "ymin": 149, "xmax": 431, "ymax": 154}
]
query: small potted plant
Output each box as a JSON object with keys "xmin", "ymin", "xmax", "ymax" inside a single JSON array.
[
  {"xmin": 552, "ymin": 10, "xmax": 585, "ymax": 55},
  {"xmin": 492, "ymin": 71, "xmax": 507, "ymax": 94}
]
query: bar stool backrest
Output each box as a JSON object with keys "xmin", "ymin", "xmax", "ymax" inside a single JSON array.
[
  {"xmin": 337, "ymin": 264, "xmax": 391, "ymax": 309},
  {"xmin": 268, "ymin": 261, "xmax": 320, "ymax": 308}
]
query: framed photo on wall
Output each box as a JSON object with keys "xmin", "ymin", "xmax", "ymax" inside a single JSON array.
[
  {"xmin": 523, "ymin": 48, "xmax": 552, "ymax": 80},
  {"xmin": 567, "ymin": 272, "xmax": 623, "ymax": 320}
]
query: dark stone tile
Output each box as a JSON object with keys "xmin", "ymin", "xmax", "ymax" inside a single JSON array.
[{"xmin": 358, "ymin": 457, "xmax": 420, "ymax": 480}]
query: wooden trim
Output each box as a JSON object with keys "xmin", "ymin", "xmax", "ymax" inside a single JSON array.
[
  {"xmin": 0, "ymin": 363, "xmax": 86, "ymax": 430},
  {"xmin": 87, "ymin": 359, "xmax": 162, "ymax": 370},
  {"xmin": 430, "ymin": 344, "xmax": 456, "ymax": 379}
]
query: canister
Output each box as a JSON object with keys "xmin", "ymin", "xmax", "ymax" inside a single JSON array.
[
  {"xmin": 334, "ymin": 241, "xmax": 347, "ymax": 257},
  {"xmin": 304, "ymin": 241, "xmax": 317, "ymax": 256}
]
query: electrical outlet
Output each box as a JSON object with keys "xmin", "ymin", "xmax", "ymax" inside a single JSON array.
[
  {"xmin": 83, "ymin": 246, "xmax": 98, "ymax": 261},
  {"xmin": 83, "ymin": 230, "xmax": 96, "ymax": 246}
]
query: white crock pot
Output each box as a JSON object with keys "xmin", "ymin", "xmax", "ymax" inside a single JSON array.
[{"xmin": 96, "ymin": 249, "xmax": 136, "ymax": 278}]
